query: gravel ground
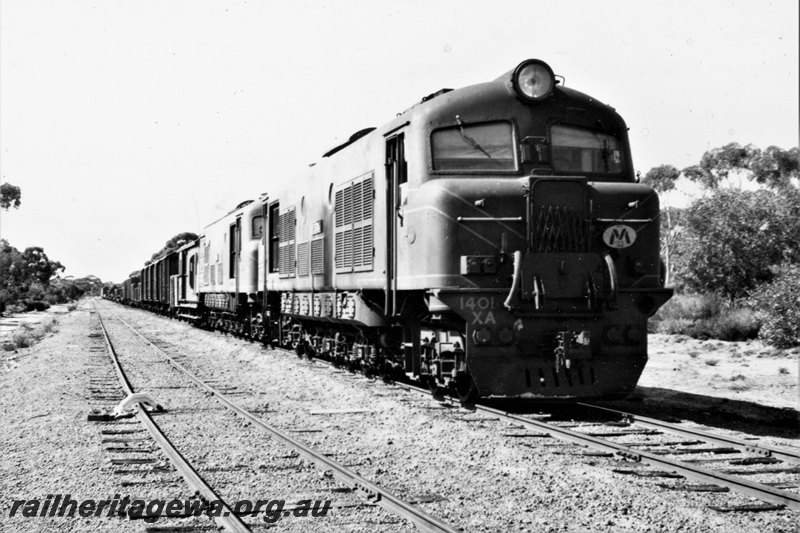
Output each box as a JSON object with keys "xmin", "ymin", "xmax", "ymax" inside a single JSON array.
[
  {"xmin": 1, "ymin": 300, "xmax": 798, "ymax": 532},
  {"xmin": 642, "ymin": 334, "xmax": 798, "ymax": 411}
]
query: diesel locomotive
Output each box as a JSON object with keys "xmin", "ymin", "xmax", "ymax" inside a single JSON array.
[{"xmin": 116, "ymin": 59, "xmax": 673, "ymax": 403}]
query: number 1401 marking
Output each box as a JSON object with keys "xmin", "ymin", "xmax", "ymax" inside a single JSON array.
[{"xmin": 459, "ymin": 296, "xmax": 497, "ymax": 325}]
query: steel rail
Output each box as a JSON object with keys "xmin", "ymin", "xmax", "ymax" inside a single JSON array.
[
  {"xmin": 94, "ymin": 308, "xmax": 251, "ymax": 533},
  {"xmin": 578, "ymin": 402, "xmax": 800, "ymax": 465},
  {"xmin": 106, "ymin": 307, "xmax": 458, "ymax": 533},
  {"xmin": 475, "ymin": 403, "xmax": 800, "ymax": 510}
]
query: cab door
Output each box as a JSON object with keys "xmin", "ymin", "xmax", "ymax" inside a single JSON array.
[
  {"xmin": 230, "ymin": 217, "xmax": 241, "ymax": 298},
  {"xmin": 384, "ymin": 133, "xmax": 406, "ymax": 316}
]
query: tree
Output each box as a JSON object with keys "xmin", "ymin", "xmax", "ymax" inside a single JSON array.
[
  {"xmin": 150, "ymin": 232, "xmax": 199, "ymax": 261},
  {"xmin": 698, "ymin": 142, "xmax": 759, "ymax": 189},
  {"xmin": 642, "ymin": 165, "xmax": 680, "ymax": 285},
  {"xmin": 749, "ymin": 146, "xmax": 800, "ymax": 190},
  {"xmin": 0, "ymin": 240, "xmax": 89, "ymax": 312},
  {"xmin": 683, "ymin": 143, "xmax": 799, "ymax": 191},
  {"xmin": 0, "ymin": 183, "xmax": 22, "ymax": 210},
  {"xmin": 676, "ymin": 189, "xmax": 797, "ymax": 300},
  {"xmin": 0, "ymin": 240, "xmax": 25, "ymax": 298},
  {"xmin": 21, "ymin": 247, "xmax": 64, "ymax": 287}
]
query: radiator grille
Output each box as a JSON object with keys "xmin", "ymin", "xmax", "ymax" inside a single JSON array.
[
  {"xmin": 297, "ymin": 241, "xmax": 309, "ymax": 277},
  {"xmin": 529, "ymin": 179, "xmax": 589, "ymax": 253},
  {"xmin": 279, "ymin": 208, "xmax": 296, "ymax": 277},
  {"xmin": 335, "ymin": 172, "xmax": 374, "ymax": 273},
  {"xmin": 310, "ymin": 238, "xmax": 324, "ymax": 274},
  {"xmin": 531, "ymin": 205, "xmax": 590, "ymax": 252}
]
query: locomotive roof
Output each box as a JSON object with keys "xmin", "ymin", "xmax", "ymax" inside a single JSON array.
[
  {"xmin": 203, "ymin": 198, "xmax": 259, "ymax": 229},
  {"xmin": 321, "ymin": 62, "xmax": 623, "ymax": 162}
]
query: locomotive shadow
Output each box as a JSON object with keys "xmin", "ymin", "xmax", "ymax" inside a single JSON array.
[
  {"xmin": 599, "ymin": 386, "xmax": 799, "ymax": 440},
  {"xmin": 488, "ymin": 387, "xmax": 798, "ymax": 440}
]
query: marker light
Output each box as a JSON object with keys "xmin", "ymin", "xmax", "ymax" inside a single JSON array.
[{"xmin": 513, "ymin": 59, "xmax": 555, "ymax": 102}]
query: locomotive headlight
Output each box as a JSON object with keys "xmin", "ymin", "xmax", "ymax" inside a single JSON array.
[{"xmin": 513, "ymin": 59, "xmax": 556, "ymax": 102}]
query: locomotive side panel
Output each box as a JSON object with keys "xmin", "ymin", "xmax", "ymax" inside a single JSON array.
[
  {"xmin": 266, "ymin": 132, "xmax": 390, "ymax": 293},
  {"xmin": 197, "ymin": 201, "xmax": 261, "ymax": 313}
]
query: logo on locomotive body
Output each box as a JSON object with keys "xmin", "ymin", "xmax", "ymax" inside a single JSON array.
[{"xmin": 602, "ymin": 225, "xmax": 636, "ymax": 248}]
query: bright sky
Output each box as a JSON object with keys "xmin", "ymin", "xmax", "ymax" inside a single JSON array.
[{"xmin": 1, "ymin": 0, "xmax": 797, "ymax": 282}]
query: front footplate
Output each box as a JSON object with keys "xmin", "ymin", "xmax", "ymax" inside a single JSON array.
[{"xmin": 433, "ymin": 288, "xmax": 664, "ymax": 399}]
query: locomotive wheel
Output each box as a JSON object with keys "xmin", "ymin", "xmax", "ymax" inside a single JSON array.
[
  {"xmin": 378, "ymin": 362, "xmax": 394, "ymax": 383},
  {"xmin": 304, "ymin": 343, "xmax": 315, "ymax": 361},
  {"xmin": 295, "ymin": 341, "xmax": 306, "ymax": 358},
  {"xmin": 454, "ymin": 374, "xmax": 479, "ymax": 406},
  {"xmin": 425, "ymin": 375, "xmax": 446, "ymax": 400},
  {"xmin": 363, "ymin": 364, "xmax": 376, "ymax": 378}
]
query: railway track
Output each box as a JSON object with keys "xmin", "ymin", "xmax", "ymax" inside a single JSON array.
[
  {"xmin": 95, "ymin": 299, "xmax": 799, "ymax": 529},
  {"xmin": 265, "ymin": 338, "xmax": 800, "ymax": 513},
  {"xmin": 258, "ymin": 338, "xmax": 799, "ymax": 514},
  {"xmin": 389, "ymin": 383, "xmax": 800, "ymax": 512},
  {"xmin": 91, "ymin": 302, "xmax": 458, "ymax": 533},
  {"xmin": 94, "ymin": 309, "xmax": 250, "ymax": 532}
]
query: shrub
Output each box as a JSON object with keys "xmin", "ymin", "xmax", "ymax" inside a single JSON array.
[
  {"xmin": 654, "ymin": 317, "xmax": 693, "ymax": 335},
  {"xmin": 653, "ymin": 293, "xmax": 724, "ymax": 323},
  {"xmin": 676, "ymin": 189, "xmax": 799, "ymax": 299},
  {"xmin": 654, "ymin": 298, "xmax": 761, "ymax": 341},
  {"xmin": 685, "ymin": 307, "xmax": 761, "ymax": 341},
  {"xmin": 24, "ymin": 300, "xmax": 50, "ymax": 312},
  {"xmin": 9, "ymin": 319, "xmax": 56, "ymax": 349},
  {"xmin": 651, "ymin": 293, "xmax": 731, "ymax": 336},
  {"xmin": 728, "ymin": 380, "xmax": 753, "ymax": 392},
  {"xmin": 11, "ymin": 328, "xmax": 33, "ymax": 348},
  {"xmin": 41, "ymin": 317, "xmax": 57, "ymax": 334},
  {"xmin": 750, "ymin": 265, "xmax": 800, "ymax": 348}
]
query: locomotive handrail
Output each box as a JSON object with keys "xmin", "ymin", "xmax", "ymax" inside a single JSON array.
[
  {"xmin": 457, "ymin": 216, "xmax": 524, "ymax": 222},
  {"xmin": 503, "ymin": 250, "xmax": 523, "ymax": 310},
  {"xmin": 603, "ymin": 253, "xmax": 618, "ymax": 304},
  {"xmin": 595, "ymin": 218, "xmax": 653, "ymax": 223}
]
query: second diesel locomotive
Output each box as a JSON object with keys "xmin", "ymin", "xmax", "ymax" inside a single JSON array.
[{"xmin": 118, "ymin": 59, "xmax": 673, "ymax": 403}]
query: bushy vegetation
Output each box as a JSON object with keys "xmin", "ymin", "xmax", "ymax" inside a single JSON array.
[
  {"xmin": 10, "ymin": 318, "xmax": 57, "ymax": 349},
  {"xmin": 749, "ymin": 265, "xmax": 800, "ymax": 348},
  {"xmin": 677, "ymin": 189, "xmax": 798, "ymax": 299},
  {"xmin": 650, "ymin": 294, "xmax": 761, "ymax": 342},
  {"xmin": 148, "ymin": 232, "xmax": 198, "ymax": 263},
  {"xmin": 0, "ymin": 239, "xmax": 102, "ymax": 314},
  {"xmin": 646, "ymin": 143, "xmax": 800, "ymax": 348},
  {"xmin": 0, "ymin": 183, "xmax": 22, "ymax": 210}
]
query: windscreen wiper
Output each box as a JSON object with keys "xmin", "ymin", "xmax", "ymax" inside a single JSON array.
[{"xmin": 456, "ymin": 115, "xmax": 492, "ymax": 159}]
